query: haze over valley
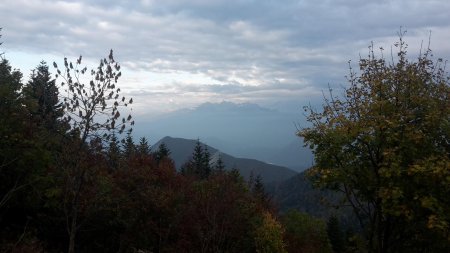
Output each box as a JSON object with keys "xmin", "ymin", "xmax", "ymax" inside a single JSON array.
[{"xmin": 136, "ymin": 101, "xmax": 313, "ymax": 171}]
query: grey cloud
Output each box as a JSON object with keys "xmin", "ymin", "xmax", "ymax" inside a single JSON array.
[
  {"xmin": 1, "ymin": 0, "xmax": 449, "ymax": 113},
  {"xmin": 126, "ymin": 79, "xmax": 319, "ymax": 103}
]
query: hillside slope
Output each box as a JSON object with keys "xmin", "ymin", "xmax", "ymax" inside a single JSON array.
[{"xmin": 153, "ymin": 136, "xmax": 298, "ymax": 184}]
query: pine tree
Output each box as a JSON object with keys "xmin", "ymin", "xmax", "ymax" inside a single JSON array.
[
  {"xmin": 183, "ymin": 139, "xmax": 211, "ymax": 179},
  {"xmin": 0, "ymin": 57, "xmax": 26, "ymax": 210},
  {"xmin": 137, "ymin": 137, "xmax": 151, "ymax": 156},
  {"xmin": 122, "ymin": 132, "xmax": 136, "ymax": 158},
  {"xmin": 252, "ymin": 175, "xmax": 266, "ymax": 200},
  {"xmin": 24, "ymin": 61, "xmax": 63, "ymax": 132},
  {"xmin": 200, "ymin": 144, "xmax": 211, "ymax": 179},
  {"xmin": 108, "ymin": 133, "xmax": 121, "ymax": 170},
  {"xmin": 155, "ymin": 143, "xmax": 171, "ymax": 164},
  {"xmin": 214, "ymin": 155, "xmax": 225, "ymax": 172},
  {"xmin": 229, "ymin": 167, "xmax": 242, "ymax": 183}
]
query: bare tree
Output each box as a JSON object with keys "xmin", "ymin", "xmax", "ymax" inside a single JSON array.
[{"xmin": 53, "ymin": 50, "xmax": 133, "ymax": 253}]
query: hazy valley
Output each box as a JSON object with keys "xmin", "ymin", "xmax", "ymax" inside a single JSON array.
[{"xmin": 136, "ymin": 101, "xmax": 314, "ymax": 172}]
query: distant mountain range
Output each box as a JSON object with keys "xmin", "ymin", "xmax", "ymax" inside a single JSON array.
[
  {"xmin": 153, "ymin": 136, "xmax": 298, "ymax": 184},
  {"xmin": 135, "ymin": 101, "xmax": 313, "ymax": 171}
]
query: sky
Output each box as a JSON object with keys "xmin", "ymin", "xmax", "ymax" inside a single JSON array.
[{"xmin": 1, "ymin": 0, "xmax": 450, "ymax": 117}]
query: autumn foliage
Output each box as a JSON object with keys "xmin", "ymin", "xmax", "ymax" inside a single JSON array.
[
  {"xmin": 300, "ymin": 32, "xmax": 450, "ymax": 252},
  {"xmin": 0, "ymin": 45, "xmax": 289, "ymax": 252},
  {"xmin": 2, "ymin": 30, "xmax": 448, "ymax": 252}
]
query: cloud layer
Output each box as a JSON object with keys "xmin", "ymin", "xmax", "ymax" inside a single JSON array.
[{"xmin": 1, "ymin": 0, "xmax": 449, "ymax": 114}]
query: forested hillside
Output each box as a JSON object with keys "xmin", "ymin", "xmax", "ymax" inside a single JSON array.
[
  {"xmin": 153, "ymin": 136, "xmax": 298, "ymax": 183},
  {"xmin": 1, "ymin": 30, "xmax": 449, "ymax": 253},
  {"xmin": 0, "ymin": 33, "xmax": 332, "ymax": 252}
]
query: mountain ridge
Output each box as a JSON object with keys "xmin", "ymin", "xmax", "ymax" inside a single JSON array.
[
  {"xmin": 135, "ymin": 101, "xmax": 313, "ymax": 171},
  {"xmin": 152, "ymin": 136, "xmax": 298, "ymax": 184}
]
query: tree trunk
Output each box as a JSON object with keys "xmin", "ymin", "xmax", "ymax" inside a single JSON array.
[{"xmin": 68, "ymin": 207, "xmax": 78, "ymax": 253}]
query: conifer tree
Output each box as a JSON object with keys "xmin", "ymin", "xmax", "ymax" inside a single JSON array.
[
  {"xmin": 24, "ymin": 61, "xmax": 63, "ymax": 132},
  {"xmin": 252, "ymin": 175, "xmax": 266, "ymax": 201},
  {"xmin": 200, "ymin": 144, "xmax": 211, "ymax": 179},
  {"xmin": 108, "ymin": 132, "xmax": 121, "ymax": 170},
  {"xmin": 182, "ymin": 139, "xmax": 211, "ymax": 179},
  {"xmin": 155, "ymin": 143, "xmax": 171, "ymax": 164},
  {"xmin": 122, "ymin": 132, "xmax": 136, "ymax": 158},
  {"xmin": 214, "ymin": 155, "xmax": 225, "ymax": 172},
  {"xmin": 137, "ymin": 137, "xmax": 151, "ymax": 156},
  {"xmin": 0, "ymin": 57, "xmax": 26, "ymax": 210}
]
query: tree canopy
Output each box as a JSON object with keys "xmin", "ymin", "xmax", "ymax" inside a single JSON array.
[
  {"xmin": 299, "ymin": 33, "xmax": 450, "ymax": 252},
  {"xmin": 3, "ymin": 29, "xmax": 448, "ymax": 253},
  {"xmin": 0, "ymin": 35, "xmax": 290, "ymax": 252}
]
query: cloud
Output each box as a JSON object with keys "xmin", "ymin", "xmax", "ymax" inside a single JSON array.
[{"xmin": 1, "ymin": 0, "xmax": 449, "ymax": 115}]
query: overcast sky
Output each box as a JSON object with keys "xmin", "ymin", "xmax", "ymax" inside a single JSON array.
[{"xmin": 1, "ymin": 0, "xmax": 450, "ymax": 116}]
